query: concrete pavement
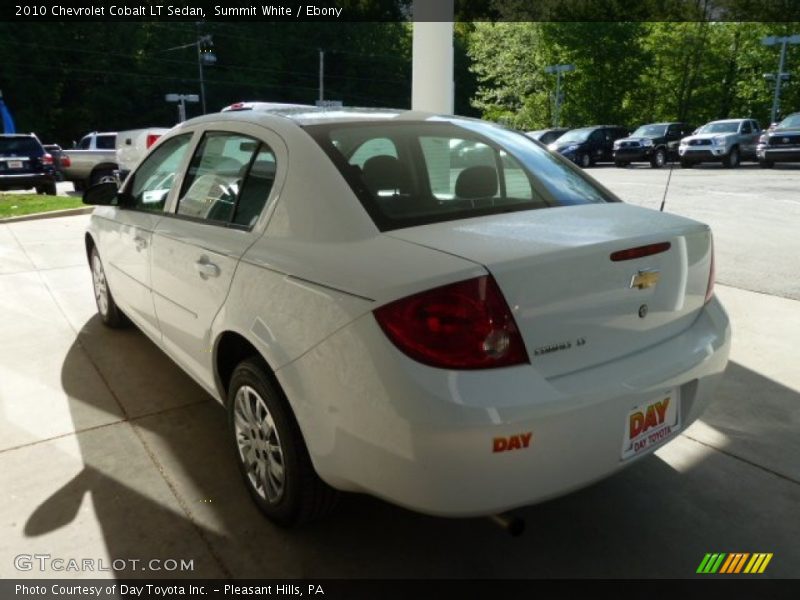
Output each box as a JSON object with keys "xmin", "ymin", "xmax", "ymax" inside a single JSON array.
[{"xmin": 0, "ymin": 214, "xmax": 798, "ymax": 578}]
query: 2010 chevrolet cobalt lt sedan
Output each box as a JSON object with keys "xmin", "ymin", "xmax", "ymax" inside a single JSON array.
[{"xmin": 83, "ymin": 104, "xmax": 731, "ymax": 526}]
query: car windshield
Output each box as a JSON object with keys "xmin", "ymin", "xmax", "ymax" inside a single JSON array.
[
  {"xmin": 699, "ymin": 122, "xmax": 740, "ymax": 134},
  {"xmin": 0, "ymin": 137, "xmax": 41, "ymax": 156},
  {"xmin": 554, "ymin": 128, "xmax": 591, "ymax": 144},
  {"xmin": 778, "ymin": 114, "xmax": 800, "ymax": 129},
  {"xmin": 632, "ymin": 125, "xmax": 667, "ymax": 137},
  {"xmin": 306, "ymin": 119, "xmax": 617, "ymax": 232}
]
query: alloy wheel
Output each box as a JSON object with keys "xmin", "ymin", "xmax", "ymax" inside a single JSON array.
[
  {"xmin": 233, "ymin": 385, "xmax": 286, "ymax": 504},
  {"xmin": 91, "ymin": 253, "xmax": 109, "ymax": 317}
]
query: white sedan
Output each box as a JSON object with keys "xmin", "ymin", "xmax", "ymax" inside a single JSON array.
[{"xmin": 83, "ymin": 104, "xmax": 731, "ymax": 526}]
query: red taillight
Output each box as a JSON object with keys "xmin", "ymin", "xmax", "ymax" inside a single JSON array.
[
  {"xmin": 610, "ymin": 242, "xmax": 671, "ymax": 262},
  {"xmin": 41, "ymin": 153, "xmax": 53, "ymax": 165},
  {"xmin": 146, "ymin": 134, "xmax": 161, "ymax": 148},
  {"xmin": 705, "ymin": 242, "xmax": 715, "ymax": 304},
  {"xmin": 373, "ymin": 275, "xmax": 529, "ymax": 370},
  {"xmin": 60, "ymin": 155, "xmax": 71, "ymax": 167}
]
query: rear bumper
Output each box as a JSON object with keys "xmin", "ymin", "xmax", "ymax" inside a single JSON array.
[
  {"xmin": 277, "ymin": 296, "xmax": 731, "ymax": 516},
  {"xmin": 0, "ymin": 172, "xmax": 55, "ymax": 190}
]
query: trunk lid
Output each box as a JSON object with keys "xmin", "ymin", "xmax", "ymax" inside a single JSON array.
[{"xmin": 387, "ymin": 203, "xmax": 713, "ymax": 378}]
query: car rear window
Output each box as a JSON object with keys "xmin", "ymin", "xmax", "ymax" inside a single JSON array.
[
  {"xmin": 0, "ymin": 137, "xmax": 42, "ymax": 156},
  {"xmin": 306, "ymin": 120, "xmax": 617, "ymax": 231}
]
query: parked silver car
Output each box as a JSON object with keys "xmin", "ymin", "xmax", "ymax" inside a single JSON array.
[{"xmin": 678, "ymin": 119, "xmax": 761, "ymax": 168}]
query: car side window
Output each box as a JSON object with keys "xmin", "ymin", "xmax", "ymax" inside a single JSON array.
[
  {"xmin": 233, "ymin": 146, "xmax": 277, "ymax": 228},
  {"xmin": 589, "ymin": 130, "xmax": 603, "ymax": 143},
  {"xmin": 741, "ymin": 122, "xmax": 752, "ymax": 134},
  {"xmin": 751, "ymin": 120, "xmax": 761, "ymax": 132},
  {"xmin": 96, "ymin": 135, "xmax": 116, "ymax": 150},
  {"xmin": 177, "ymin": 133, "xmax": 260, "ymax": 223},
  {"xmin": 128, "ymin": 134, "xmax": 193, "ymax": 212},
  {"xmin": 78, "ymin": 136, "xmax": 91, "ymax": 150}
]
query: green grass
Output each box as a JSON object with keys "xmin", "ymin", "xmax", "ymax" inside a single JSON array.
[{"xmin": 0, "ymin": 193, "xmax": 85, "ymax": 219}]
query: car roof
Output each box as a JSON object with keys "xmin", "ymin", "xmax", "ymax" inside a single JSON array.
[
  {"xmin": 708, "ymin": 118, "xmax": 748, "ymax": 124},
  {"xmin": 182, "ymin": 105, "xmax": 494, "ymax": 132}
]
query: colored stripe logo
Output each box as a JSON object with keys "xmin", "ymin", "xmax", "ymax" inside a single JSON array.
[{"xmin": 696, "ymin": 553, "xmax": 773, "ymax": 574}]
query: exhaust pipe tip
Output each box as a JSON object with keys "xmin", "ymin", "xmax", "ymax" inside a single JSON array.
[{"xmin": 489, "ymin": 513, "xmax": 525, "ymax": 537}]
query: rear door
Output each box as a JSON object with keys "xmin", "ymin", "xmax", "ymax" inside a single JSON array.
[{"xmin": 150, "ymin": 126, "xmax": 285, "ymax": 390}]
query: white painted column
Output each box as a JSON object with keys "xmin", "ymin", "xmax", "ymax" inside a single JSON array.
[{"xmin": 411, "ymin": 0, "xmax": 454, "ymax": 114}]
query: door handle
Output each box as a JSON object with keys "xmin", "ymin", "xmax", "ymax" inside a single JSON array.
[
  {"xmin": 194, "ymin": 259, "xmax": 220, "ymax": 279},
  {"xmin": 134, "ymin": 236, "xmax": 147, "ymax": 251}
]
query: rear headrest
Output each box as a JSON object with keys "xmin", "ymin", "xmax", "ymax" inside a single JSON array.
[
  {"xmin": 361, "ymin": 155, "xmax": 407, "ymax": 195},
  {"xmin": 455, "ymin": 165, "xmax": 498, "ymax": 199}
]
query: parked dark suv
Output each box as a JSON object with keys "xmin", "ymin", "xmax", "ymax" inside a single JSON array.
[
  {"xmin": 548, "ymin": 125, "xmax": 629, "ymax": 167},
  {"xmin": 0, "ymin": 134, "xmax": 57, "ymax": 195},
  {"xmin": 757, "ymin": 112, "xmax": 800, "ymax": 167},
  {"xmin": 613, "ymin": 122, "xmax": 693, "ymax": 168}
]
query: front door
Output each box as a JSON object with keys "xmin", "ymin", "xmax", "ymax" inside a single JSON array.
[{"xmin": 103, "ymin": 134, "xmax": 194, "ymax": 339}]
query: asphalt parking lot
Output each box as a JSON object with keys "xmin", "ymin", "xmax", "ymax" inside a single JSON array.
[{"xmin": 0, "ymin": 167, "xmax": 798, "ymax": 579}]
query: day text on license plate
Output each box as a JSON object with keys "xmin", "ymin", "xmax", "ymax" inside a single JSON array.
[{"xmin": 621, "ymin": 389, "xmax": 680, "ymax": 460}]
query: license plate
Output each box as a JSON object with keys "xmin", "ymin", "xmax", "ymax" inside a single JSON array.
[
  {"xmin": 621, "ymin": 389, "xmax": 680, "ymax": 460},
  {"xmin": 8, "ymin": 160, "xmax": 23, "ymax": 169}
]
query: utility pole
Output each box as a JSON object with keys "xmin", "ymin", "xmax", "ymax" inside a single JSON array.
[
  {"xmin": 762, "ymin": 34, "xmax": 800, "ymax": 125},
  {"xmin": 318, "ymin": 49, "xmax": 324, "ymax": 103},
  {"xmin": 544, "ymin": 64, "xmax": 575, "ymax": 128}
]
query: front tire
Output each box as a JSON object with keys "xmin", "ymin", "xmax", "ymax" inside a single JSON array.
[
  {"xmin": 90, "ymin": 246, "xmax": 127, "ymax": 328},
  {"xmin": 650, "ymin": 148, "xmax": 666, "ymax": 168},
  {"xmin": 724, "ymin": 146, "xmax": 740, "ymax": 168},
  {"xmin": 229, "ymin": 358, "xmax": 338, "ymax": 526},
  {"xmin": 579, "ymin": 153, "xmax": 592, "ymax": 168}
]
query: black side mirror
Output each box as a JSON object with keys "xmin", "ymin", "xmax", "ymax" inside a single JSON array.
[{"xmin": 82, "ymin": 182, "xmax": 119, "ymax": 206}]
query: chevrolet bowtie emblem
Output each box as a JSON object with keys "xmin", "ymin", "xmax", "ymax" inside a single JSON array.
[{"xmin": 630, "ymin": 269, "xmax": 660, "ymax": 290}]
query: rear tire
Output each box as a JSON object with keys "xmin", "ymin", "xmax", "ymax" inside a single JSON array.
[
  {"xmin": 91, "ymin": 169, "xmax": 117, "ymax": 186},
  {"xmin": 44, "ymin": 182, "xmax": 57, "ymax": 195},
  {"xmin": 90, "ymin": 246, "xmax": 128, "ymax": 328},
  {"xmin": 229, "ymin": 358, "xmax": 338, "ymax": 527}
]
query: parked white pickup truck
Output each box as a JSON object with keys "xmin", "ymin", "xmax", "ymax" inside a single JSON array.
[{"xmin": 61, "ymin": 128, "xmax": 168, "ymax": 191}]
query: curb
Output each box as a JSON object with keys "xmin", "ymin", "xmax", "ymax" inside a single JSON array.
[{"xmin": 0, "ymin": 206, "xmax": 94, "ymax": 224}]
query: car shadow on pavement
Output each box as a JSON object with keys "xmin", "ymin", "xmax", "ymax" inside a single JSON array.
[{"xmin": 22, "ymin": 319, "xmax": 800, "ymax": 578}]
